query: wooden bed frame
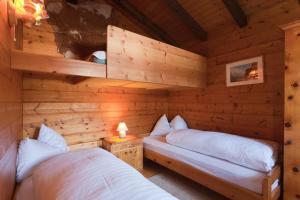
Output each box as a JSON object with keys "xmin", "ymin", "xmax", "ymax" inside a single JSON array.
[{"xmin": 144, "ymin": 149, "xmax": 281, "ymax": 200}]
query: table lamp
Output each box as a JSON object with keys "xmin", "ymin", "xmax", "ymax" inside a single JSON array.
[{"xmin": 117, "ymin": 122, "xmax": 128, "ymax": 138}]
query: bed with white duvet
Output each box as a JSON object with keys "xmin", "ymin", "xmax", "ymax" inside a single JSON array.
[
  {"xmin": 15, "ymin": 148, "xmax": 177, "ymax": 200},
  {"xmin": 144, "ymin": 128, "xmax": 280, "ymax": 194}
]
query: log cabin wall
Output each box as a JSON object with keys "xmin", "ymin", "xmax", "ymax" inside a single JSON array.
[
  {"xmin": 0, "ymin": 1, "xmax": 23, "ymax": 200},
  {"xmin": 21, "ymin": 0, "xmax": 169, "ymax": 148},
  {"xmin": 22, "ymin": 74, "xmax": 168, "ymax": 148},
  {"xmin": 168, "ymin": 1, "xmax": 300, "ymax": 143},
  {"xmin": 282, "ymin": 20, "xmax": 300, "ymax": 200}
]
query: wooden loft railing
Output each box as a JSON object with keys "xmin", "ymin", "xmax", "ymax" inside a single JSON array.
[
  {"xmin": 11, "ymin": 50, "xmax": 106, "ymax": 78},
  {"xmin": 11, "ymin": 25, "xmax": 207, "ymax": 89}
]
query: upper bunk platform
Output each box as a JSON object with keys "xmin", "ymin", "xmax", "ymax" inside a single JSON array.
[{"xmin": 12, "ymin": 24, "xmax": 207, "ymax": 90}]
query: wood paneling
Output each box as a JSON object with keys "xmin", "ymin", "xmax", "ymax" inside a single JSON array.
[
  {"xmin": 11, "ymin": 50, "xmax": 106, "ymax": 78},
  {"xmin": 23, "ymin": 73, "xmax": 168, "ymax": 147},
  {"xmin": 107, "ymin": 25, "xmax": 207, "ymax": 87},
  {"xmin": 0, "ymin": 1, "xmax": 22, "ymax": 200},
  {"xmin": 282, "ymin": 20, "xmax": 300, "ymax": 200},
  {"xmin": 168, "ymin": 0, "xmax": 300, "ymax": 143}
]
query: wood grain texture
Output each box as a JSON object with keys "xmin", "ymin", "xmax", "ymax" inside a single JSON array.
[
  {"xmin": 282, "ymin": 20, "xmax": 300, "ymax": 200},
  {"xmin": 168, "ymin": 0, "xmax": 300, "ymax": 143},
  {"xmin": 107, "ymin": 25, "xmax": 207, "ymax": 87},
  {"xmin": 103, "ymin": 135, "xmax": 143, "ymax": 170},
  {"xmin": 23, "ymin": 73, "xmax": 168, "ymax": 147},
  {"xmin": 0, "ymin": 1, "xmax": 22, "ymax": 200},
  {"xmin": 11, "ymin": 50, "xmax": 106, "ymax": 78}
]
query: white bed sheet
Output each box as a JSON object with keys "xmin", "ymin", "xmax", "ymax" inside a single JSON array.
[
  {"xmin": 17, "ymin": 148, "xmax": 177, "ymax": 200},
  {"xmin": 144, "ymin": 136, "xmax": 279, "ymax": 194}
]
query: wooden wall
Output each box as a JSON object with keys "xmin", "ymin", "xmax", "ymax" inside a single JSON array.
[
  {"xmin": 0, "ymin": 1, "xmax": 23, "ymax": 200},
  {"xmin": 169, "ymin": 1, "xmax": 300, "ymax": 143},
  {"xmin": 23, "ymin": 74, "xmax": 168, "ymax": 148},
  {"xmin": 283, "ymin": 20, "xmax": 300, "ymax": 200}
]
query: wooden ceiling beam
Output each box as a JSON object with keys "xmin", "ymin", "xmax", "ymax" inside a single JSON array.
[
  {"xmin": 107, "ymin": 0, "xmax": 177, "ymax": 46},
  {"xmin": 222, "ymin": 0, "xmax": 247, "ymax": 28},
  {"xmin": 163, "ymin": 0, "xmax": 207, "ymax": 41}
]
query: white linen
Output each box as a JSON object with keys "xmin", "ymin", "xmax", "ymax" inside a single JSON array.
[
  {"xmin": 150, "ymin": 114, "xmax": 173, "ymax": 136},
  {"xmin": 169, "ymin": 115, "xmax": 188, "ymax": 130},
  {"xmin": 16, "ymin": 138, "xmax": 65, "ymax": 182},
  {"xmin": 32, "ymin": 148, "xmax": 177, "ymax": 200},
  {"xmin": 38, "ymin": 124, "xmax": 68, "ymax": 151},
  {"xmin": 166, "ymin": 129, "xmax": 278, "ymax": 172},
  {"xmin": 144, "ymin": 136, "xmax": 279, "ymax": 194}
]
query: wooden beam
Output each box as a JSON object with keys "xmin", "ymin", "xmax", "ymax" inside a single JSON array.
[
  {"xmin": 222, "ymin": 0, "xmax": 247, "ymax": 28},
  {"xmin": 162, "ymin": 0, "xmax": 207, "ymax": 41},
  {"xmin": 11, "ymin": 50, "xmax": 106, "ymax": 78},
  {"xmin": 107, "ymin": 0, "xmax": 177, "ymax": 46}
]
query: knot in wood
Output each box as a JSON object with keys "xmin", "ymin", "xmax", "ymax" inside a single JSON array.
[
  {"xmin": 288, "ymin": 95, "xmax": 294, "ymax": 100},
  {"xmin": 292, "ymin": 167, "xmax": 299, "ymax": 173},
  {"xmin": 291, "ymin": 82, "xmax": 299, "ymax": 88},
  {"xmin": 285, "ymin": 140, "xmax": 292, "ymax": 145},
  {"xmin": 284, "ymin": 122, "xmax": 291, "ymax": 128}
]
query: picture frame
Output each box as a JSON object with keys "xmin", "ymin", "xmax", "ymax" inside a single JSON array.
[{"xmin": 226, "ymin": 56, "xmax": 264, "ymax": 87}]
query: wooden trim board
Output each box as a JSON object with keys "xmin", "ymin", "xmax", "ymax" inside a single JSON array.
[
  {"xmin": 144, "ymin": 149, "xmax": 280, "ymax": 200},
  {"xmin": 11, "ymin": 50, "xmax": 106, "ymax": 78}
]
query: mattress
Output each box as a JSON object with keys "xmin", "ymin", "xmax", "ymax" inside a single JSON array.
[{"xmin": 144, "ymin": 136, "xmax": 279, "ymax": 194}]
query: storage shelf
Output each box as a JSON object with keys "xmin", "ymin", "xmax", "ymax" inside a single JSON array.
[{"xmin": 11, "ymin": 50, "xmax": 106, "ymax": 78}]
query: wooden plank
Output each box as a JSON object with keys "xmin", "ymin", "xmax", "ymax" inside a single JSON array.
[
  {"xmin": 106, "ymin": 25, "xmax": 207, "ymax": 87},
  {"xmin": 162, "ymin": 0, "xmax": 207, "ymax": 40},
  {"xmin": 222, "ymin": 0, "xmax": 248, "ymax": 27},
  {"xmin": 22, "ymin": 74, "xmax": 168, "ymax": 147},
  {"xmin": 282, "ymin": 21, "xmax": 300, "ymax": 200},
  {"xmin": 107, "ymin": 0, "xmax": 177, "ymax": 45},
  {"xmin": 0, "ymin": 1, "xmax": 22, "ymax": 200},
  {"xmin": 11, "ymin": 50, "xmax": 106, "ymax": 78}
]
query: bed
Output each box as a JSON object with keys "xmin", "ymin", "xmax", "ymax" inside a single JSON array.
[
  {"xmin": 14, "ymin": 148, "xmax": 177, "ymax": 200},
  {"xmin": 144, "ymin": 135, "xmax": 281, "ymax": 200}
]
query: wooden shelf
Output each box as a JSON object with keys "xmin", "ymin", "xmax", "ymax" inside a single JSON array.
[{"xmin": 11, "ymin": 50, "xmax": 106, "ymax": 78}]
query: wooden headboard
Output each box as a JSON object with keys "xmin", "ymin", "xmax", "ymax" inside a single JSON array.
[{"xmin": 0, "ymin": 1, "xmax": 23, "ymax": 200}]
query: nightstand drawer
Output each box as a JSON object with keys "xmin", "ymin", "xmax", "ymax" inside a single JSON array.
[
  {"xmin": 113, "ymin": 146, "xmax": 143, "ymax": 170},
  {"xmin": 102, "ymin": 135, "xmax": 143, "ymax": 171}
]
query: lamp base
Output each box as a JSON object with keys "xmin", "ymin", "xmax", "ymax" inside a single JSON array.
[{"xmin": 119, "ymin": 131, "xmax": 126, "ymax": 138}]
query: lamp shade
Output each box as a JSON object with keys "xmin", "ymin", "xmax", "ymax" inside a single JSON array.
[
  {"xmin": 117, "ymin": 122, "xmax": 128, "ymax": 138},
  {"xmin": 116, "ymin": 122, "xmax": 128, "ymax": 132}
]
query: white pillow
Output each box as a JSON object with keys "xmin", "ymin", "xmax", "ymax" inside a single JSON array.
[
  {"xmin": 150, "ymin": 114, "xmax": 172, "ymax": 136},
  {"xmin": 38, "ymin": 124, "xmax": 68, "ymax": 151},
  {"xmin": 16, "ymin": 138, "xmax": 65, "ymax": 182},
  {"xmin": 170, "ymin": 115, "xmax": 188, "ymax": 130}
]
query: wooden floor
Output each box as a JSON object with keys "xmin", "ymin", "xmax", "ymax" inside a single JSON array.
[{"xmin": 142, "ymin": 159, "xmax": 228, "ymax": 200}]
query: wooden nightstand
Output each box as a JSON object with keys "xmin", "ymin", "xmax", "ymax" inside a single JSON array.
[{"xmin": 103, "ymin": 135, "xmax": 143, "ymax": 171}]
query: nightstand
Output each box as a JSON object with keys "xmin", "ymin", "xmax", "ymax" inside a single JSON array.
[{"xmin": 103, "ymin": 135, "xmax": 143, "ymax": 171}]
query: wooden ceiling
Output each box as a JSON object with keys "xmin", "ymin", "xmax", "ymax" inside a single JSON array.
[{"xmin": 103, "ymin": 0, "xmax": 297, "ymax": 54}]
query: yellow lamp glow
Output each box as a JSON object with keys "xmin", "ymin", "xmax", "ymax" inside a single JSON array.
[
  {"xmin": 116, "ymin": 122, "xmax": 128, "ymax": 138},
  {"xmin": 12, "ymin": 0, "xmax": 48, "ymax": 26}
]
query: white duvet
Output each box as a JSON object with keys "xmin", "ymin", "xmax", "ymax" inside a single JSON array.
[
  {"xmin": 166, "ymin": 129, "xmax": 278, "ymax": 172},
  {"xmin": 31, "ymin": 148, "xmax": 177, "ymax": 200}
]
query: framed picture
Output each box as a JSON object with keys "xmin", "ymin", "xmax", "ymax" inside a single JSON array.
[{"xmin": 226, "ymin": 56, "xmax": 264, "ymax": 87}]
